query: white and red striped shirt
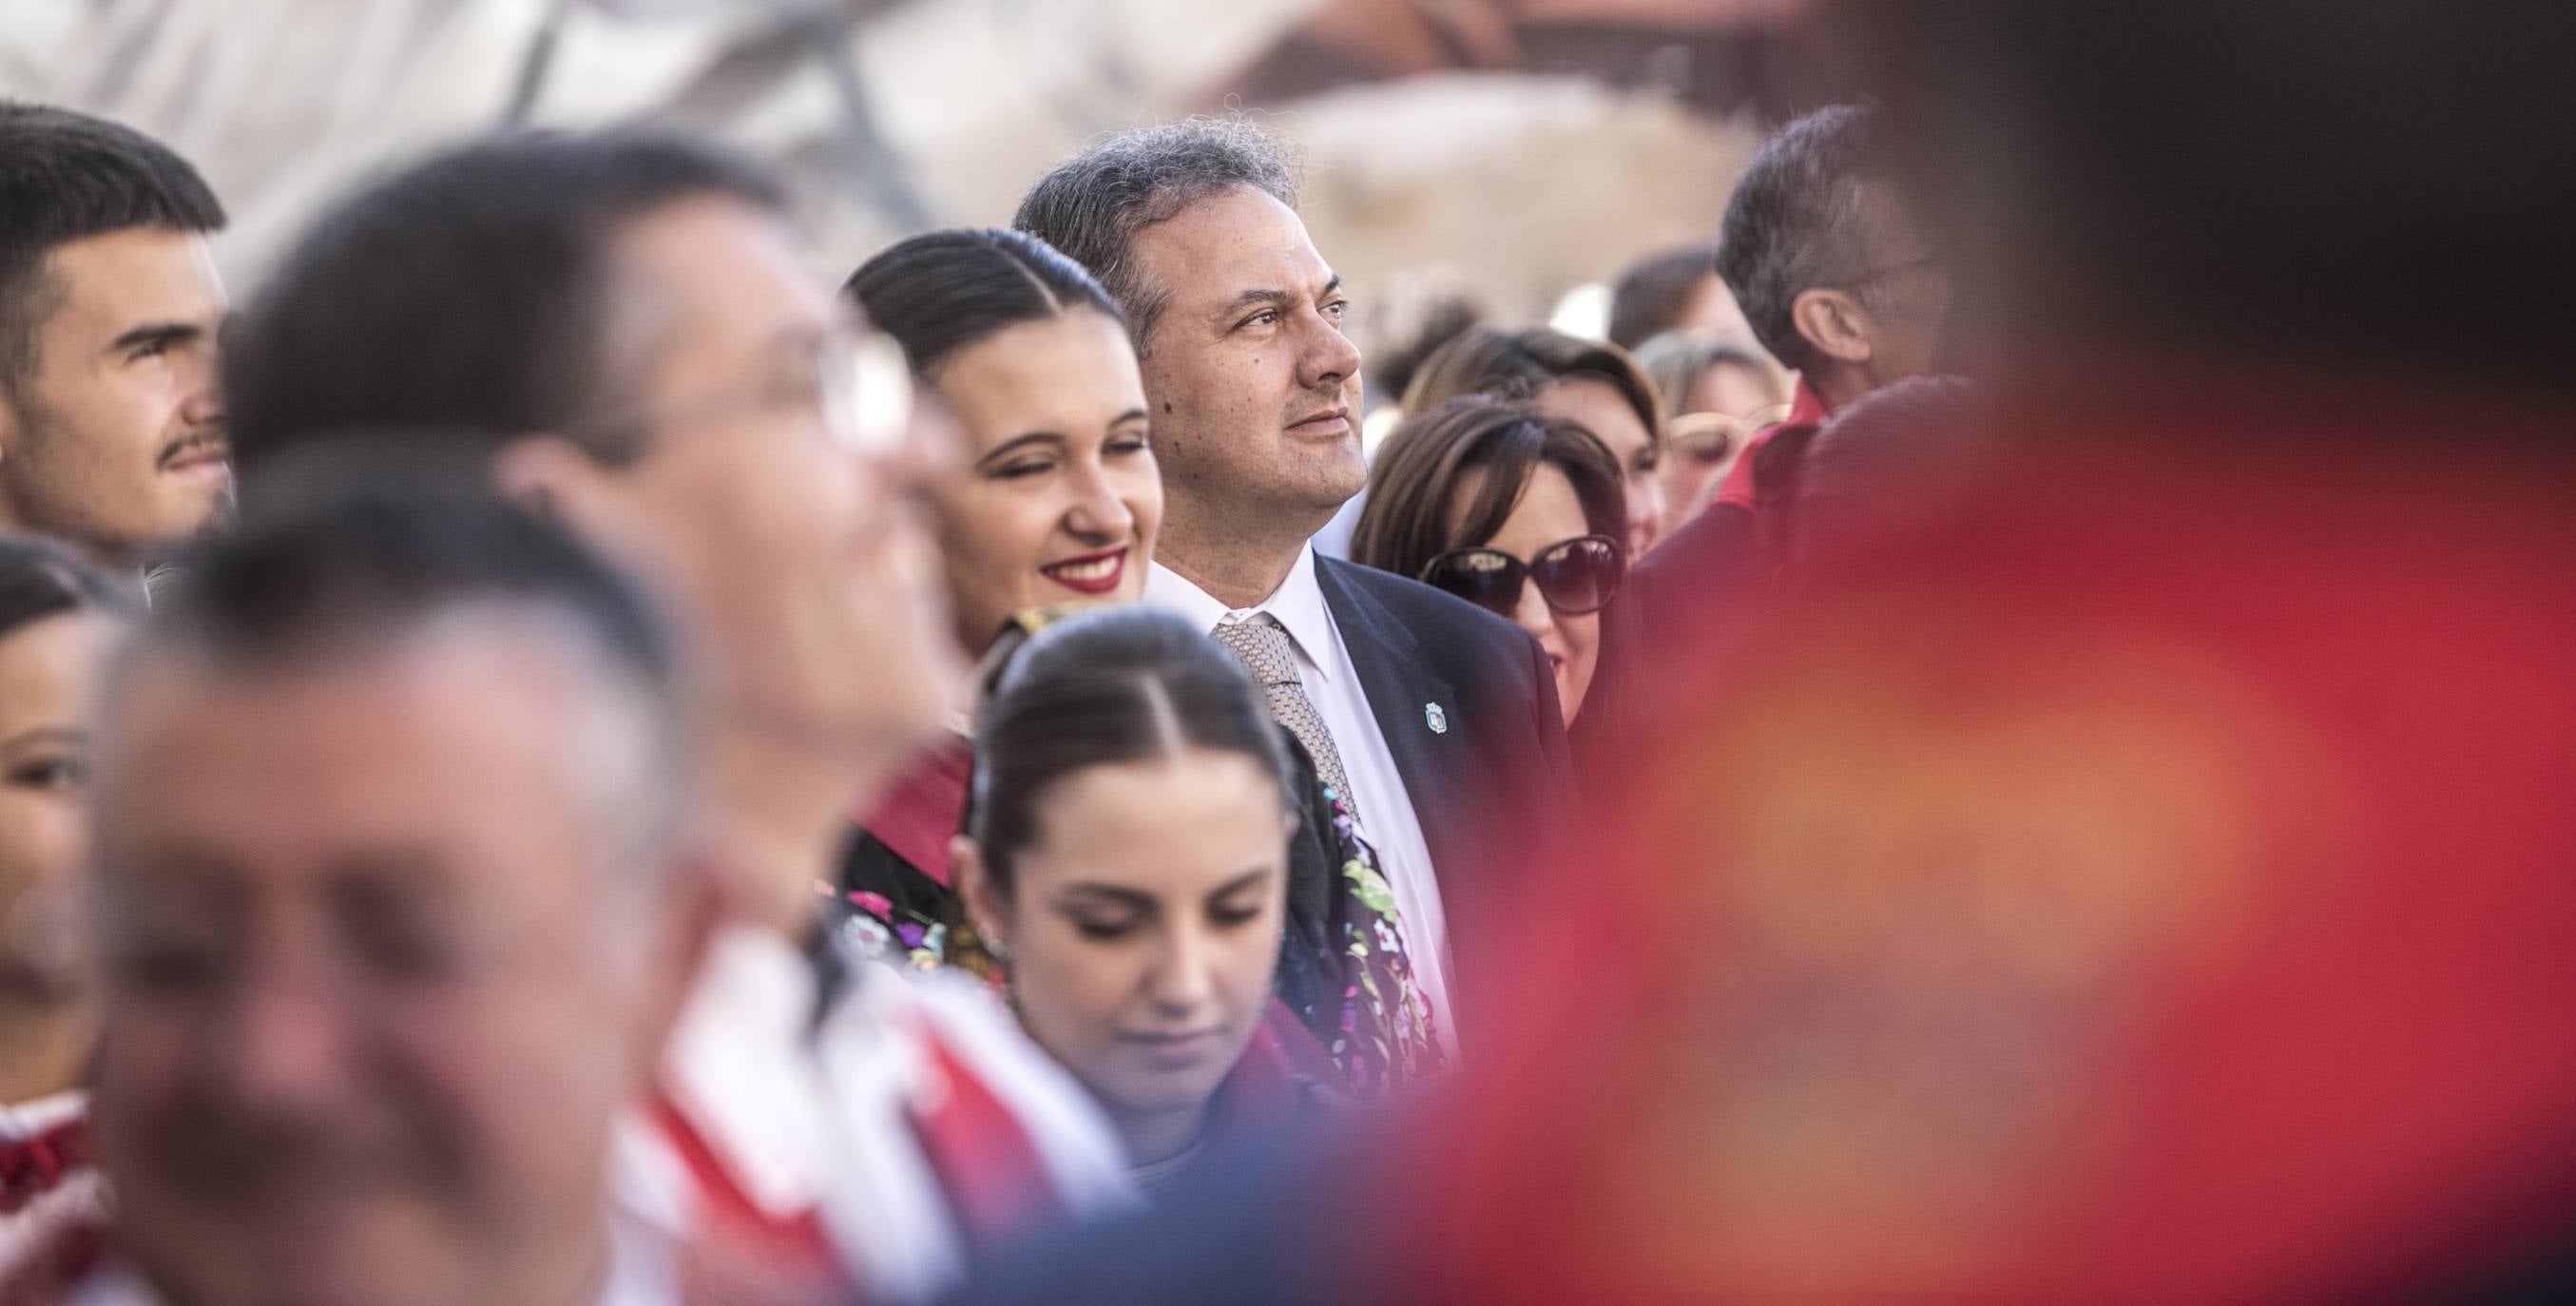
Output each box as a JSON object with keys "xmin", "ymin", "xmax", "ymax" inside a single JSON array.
[
  {"xmin": 619, "ymin": 926, "xmax": 1133, "ymax": 1304},
  {"xmin": 0, "ymin": 1093, "xmax": 104, "ymax": 1295}
]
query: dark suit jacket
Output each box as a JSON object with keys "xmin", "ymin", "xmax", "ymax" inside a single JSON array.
[
  {"xmin": 1572, "ymin": 500, "xmax": 1767, "ymax": 793},
  {"xmin": 1311, "ymin": 554, "xmax": 1576, "ymax": 1014}
]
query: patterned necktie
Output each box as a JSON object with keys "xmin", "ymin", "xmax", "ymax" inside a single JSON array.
[{"xmin": 1211, "ymin": 614, "xmax": 1363, "ymax": 824}]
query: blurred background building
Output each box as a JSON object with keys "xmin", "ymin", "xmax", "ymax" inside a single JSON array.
[{"xmin": 0, "ymin": 0, "xmax": 1829, "ymax": 362}]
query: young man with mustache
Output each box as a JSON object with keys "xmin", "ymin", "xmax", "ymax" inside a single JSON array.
[{"xmin": 0, "ymin": 104, "xmax": 231, "ymax": 582}]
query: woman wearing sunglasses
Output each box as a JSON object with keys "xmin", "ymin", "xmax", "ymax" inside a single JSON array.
[
  {"xmin": 1400, "ymin": 325, "xmax": 1667, "ymax": 563},
  {"xmin": 1632, "ymin": 333, "xmax": 1793, "ymax": 536},
  {"xmin": 1350, "ymin": 397, "xmax": 1627, "ymax": 724}
]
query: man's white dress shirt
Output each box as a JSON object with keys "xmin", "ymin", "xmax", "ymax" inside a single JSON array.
[{"xmin": 1145, "ymin": 548, "xmax": 1458, "ymax": 1049}]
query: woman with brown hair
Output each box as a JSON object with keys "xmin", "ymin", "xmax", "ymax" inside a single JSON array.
[
  {"xmin": 0, "ymin": 534, "xmax": 135, "ymax": 1265},
  {"xmin": 1351, "ymin": 398, "xmax": 1626, "ymax": 724},
  {"xmin": 1401, "ymin": 326, "xmax": 1666, "ymax": 560},
  {"xmin": 1632, "ymin": 333, "xmax": 1794, "ymax": 536}
]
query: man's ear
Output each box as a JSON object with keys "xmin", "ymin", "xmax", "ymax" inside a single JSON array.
[
  {"xmin": 1790, "ymin": 286, "xmax": 1877, "ymax": 368},
  {"xmin": 492, "ymin": 434, "xmax": 606, "ymax": 522}
]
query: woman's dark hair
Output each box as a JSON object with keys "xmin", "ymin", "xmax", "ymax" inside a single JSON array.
[
  {"xmin": 1400, "ymin": 325, "xmax": 1663, "ymax": 458},
  {"xmin": 0, "ymin": 532, "xmax": 135, "ymax": 641},
  {"xmin": 1605, "ymin": 244, "xmax": 1719, "ymax": 351},
  {"xmin": 1350, "ymin": 397, "xmax": 1626, "ymax": 585},
  {"xmin": 843, "ymin": 227, "xmax": 1125, "ymax": 380},
  {"xmin": 969, "ymin": 607, "xmax": 1295, "ymax": 893}
]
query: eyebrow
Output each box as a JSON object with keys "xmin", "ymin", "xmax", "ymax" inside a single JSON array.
[
  {"xmin": 1217, "ymin": 275, "xmax": 1343, "ymax": 322},
  {"xmin": 1205, "ymin": 869, "xmax": 1270, "ymax": 901},
  {"xmin": 977, "ymin": 432, "xmax": 1067, "ymax": 470},
  {"xmin": 975, "ymin": 409, "xmax": 1153, "ymax": 470},
  {"xmin": 0, "ymin": 725, "xmax": 85, "ymax": 755},
  {"xmin": 107, "ymin": 321, "xmax": 205, "ymax": 356},
  {"xmin": 1054, "ymin": 883, "xmax": 1157, "ymax": 912}
]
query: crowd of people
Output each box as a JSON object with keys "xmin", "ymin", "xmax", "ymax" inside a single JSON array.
[{"xmin": 4, "ymin": 3, "xmax": 2575, "ymax": 1302}]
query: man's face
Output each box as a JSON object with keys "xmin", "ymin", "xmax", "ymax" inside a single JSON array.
[
  {"xmin": 1848, "ymin": 184, "xmax": 1954, "ymax": 385},
  {"xmin": 0, "ymin": 228, "xmax": 229, "ymax": 566},
  {"xmin": 87, "ymin": 635, "xmax": 702, "ymax": 1306},
  {"xmin": 1126, "ymin": 185, "xmax": 1365, "ymax": 540},
  {"xmin": 592, "ymin": 197, "xmax": 961, "ymax": 759}
]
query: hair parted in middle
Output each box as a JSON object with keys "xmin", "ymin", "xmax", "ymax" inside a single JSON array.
[
  {"xmin": 843, "ymin": 227, "xmax": 1125, "ymax": 380},
  {"xmin": 968, "ymin": 605, "xmax": 1297, "ymax": 893}
]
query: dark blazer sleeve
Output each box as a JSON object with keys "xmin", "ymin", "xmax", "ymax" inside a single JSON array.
[
  {"xmin": 1314, "ymin": 558, "xmax": 1577, "ymax": 1020},
  {"xmin": 1573, "ymin": 500, "xmax": 1764, "ymax": 794}
]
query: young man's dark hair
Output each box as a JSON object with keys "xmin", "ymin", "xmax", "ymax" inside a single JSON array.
[
  {"xmin": 1011, "ymin": 117, "xmax": 1300, "ymax": 353},
  {"xmin": 1605, "ymin": 245, "xmax": 1720, "ymax": 352},
  {"xmin": 221, "ymin": 130, "xmax": 785, "ymax": 476},
  {"xmin": 0, "ymin": 102, "xmax": 225, "ymax": 386}
]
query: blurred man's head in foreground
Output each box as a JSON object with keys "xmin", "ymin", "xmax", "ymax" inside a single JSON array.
[
  {"xmin": 85, "ymin": 484, "xmax": 717, "ymax": 1306},
  {"xmin": 1855, "ymin": 0, "xmax": 2576, "ymax": 413},
  {"xmin": 224, "ymin": 130, "xmax": 959, "ymax": 778}
]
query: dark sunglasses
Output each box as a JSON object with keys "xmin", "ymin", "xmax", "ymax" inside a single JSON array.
[{"xmin": 1418, "ymin": 535, "xmax": 1624, "ymax": 619}]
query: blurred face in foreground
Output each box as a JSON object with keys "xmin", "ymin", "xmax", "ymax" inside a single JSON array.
[
  {"xmin": 87, "ymin": 629, "xmax": 710, "ymax": 1306},
  {"xmin": 928, "ymin": 308, "xmax": 1162, "ymax": 654},
  {"xmin": 505, "ymin": 195, "xmax": 963, "ymax": 763},
  {"xmin": 959, "ymin": 748, "xmax": 1291, "ymax": 1162}
]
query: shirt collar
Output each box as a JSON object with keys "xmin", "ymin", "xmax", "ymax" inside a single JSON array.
[
  {"xmin": 1788, "ymin": 375, "xmax": 1834, "ymax": 427},
  {"xmin": 1144, "ymin": 546, "xmax": 1336, "ymax": 683}
]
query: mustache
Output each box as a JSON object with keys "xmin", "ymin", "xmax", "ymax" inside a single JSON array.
[
  {"xmin": 158, "ymin": 427, "xmax": 231, "ymax": 469},
  {"xmin": 145, "ymin": 1098, "xmax": 465, "ymax": 1208}
]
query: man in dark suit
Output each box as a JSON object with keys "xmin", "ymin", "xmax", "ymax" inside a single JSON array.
[{"xmin": 1016, "ymin": 119, "xmax": 1574, "ymax": 1045}]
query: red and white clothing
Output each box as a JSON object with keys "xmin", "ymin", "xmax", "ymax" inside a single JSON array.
[
  {"xmin": 620, "ymin": 926, "xmax": 1133, "ymax": 1305},
  {"xmin": 1712, "ymin": 375, "xmax": 1834, "ymax": 511},
  {"xmin": 48, "ymin": 1218, "xmax": 682, "ymax": 1306},
  {"xmin": 0, "ymin": 1093, "xmax": 103, "ymax": 1294}
]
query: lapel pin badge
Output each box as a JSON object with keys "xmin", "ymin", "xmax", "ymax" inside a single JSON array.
[{"xmin": 1424, "ymin": 701, "xmax": 1449, "ymax": 734}]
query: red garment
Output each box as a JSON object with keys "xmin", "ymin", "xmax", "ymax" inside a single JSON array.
[
  {"xmin": 904, "ymin": 1022, "xmax": 1072, "ymax": 1254},
  {"xmin": 1712, "ymin": 375, "xmax": 1832, "ymax": 510},
  {"xmin": 1386, "ymin": 390, "xmax": 2576, "ymax": 1301},
  {"xmin": 856, "ymin": 736, "xmax": 973, "ymax": 887},
  {"xmin": 0, "ymin": 1098, "xmax": 104, "ymax": 1302}
]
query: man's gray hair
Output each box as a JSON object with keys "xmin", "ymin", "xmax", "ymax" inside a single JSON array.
[
  {"xmin": 1012, "ymin": 117, "xmax": 1301, "ymax": 354},
  {"xmin": 1716, "ymin": 104, "xmax": 1884, "ymax": 373}
]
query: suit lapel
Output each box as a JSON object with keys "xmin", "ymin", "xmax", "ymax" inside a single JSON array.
[{"xmin": 1313, "ymin": 557, "xmax": 1473, "ymax": 882}]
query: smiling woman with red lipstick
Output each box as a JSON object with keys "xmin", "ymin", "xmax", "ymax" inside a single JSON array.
[{"xmin": 836, "ymin": 228, "xmax": 1163, "ymax": 949}]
